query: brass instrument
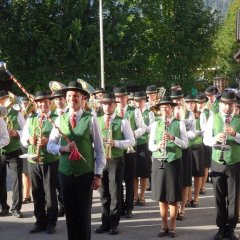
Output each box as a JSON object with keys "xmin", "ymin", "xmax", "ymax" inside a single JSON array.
[
  {"xmin": 213, "ymin": 114, "xmax": 231, "ymax": 164},
  {"xmin": 103, "ymin": 127, "xmax": 112, "ymax": 160},
  {"xmin": 158, "ymin": 87, "xmax": 166, "ymax": 99},
  {"xmin": 158, "ymin": 116, "xmax": 169, "ymax": 169},
  {"xmin": 22, "ymin": 101, "xmax": 36, "ymax": 118},
  {"xmin": 6, "ymin": 118, "xmax": 13, "ymax": 130},
  {"xmin": 4, "ymin": 91, "xmax": 17, "ymax": 110}
]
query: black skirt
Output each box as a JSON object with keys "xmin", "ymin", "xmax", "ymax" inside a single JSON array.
[
  {"xmin": 191, "ymin": 144, "xmax": 205, "ymax": 177},
  {"xmin": 203, "ymin": 144, "xmax": 212, "ymax": 168},
  {"xmin": 135, "ymin": 143, "xmax": 151, "ymax": 178},
  {"xmin": 151, "ymin": 158, "xmax": 183, "ymax": 203},
  {"xmin": 182, "ymin": 147, "xmax": 192, "ymax": 187}
]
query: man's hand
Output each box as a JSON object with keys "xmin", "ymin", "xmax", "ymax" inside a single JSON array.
[
  {"xmin": 225, "ymin": 126, "xmax": 236, "ymax": 137},
  {"xmin": 37, "ymin": 136, "xmax": 49, "ymax": 147},
  {"xmin": 91, "ymin": 177, "xmax": 101, "ymax": 190},
  {"xmin": 59, "ymin": 141, "xmax": 77, "ymax": 153},
  {"xmin": 215, "ymin": 133, "xmax": 226, "ymax": 143},
  {"xmin": 29, "ymin": 136, "xmax": 37, "ymax": 145}
]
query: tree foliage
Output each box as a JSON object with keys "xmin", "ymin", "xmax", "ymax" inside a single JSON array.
[{"xmin": 0, "ymin": 0, "xmax": 220, "ymax": 94}]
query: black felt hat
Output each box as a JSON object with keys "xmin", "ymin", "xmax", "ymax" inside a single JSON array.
[
  {"xmin": 62, "ymin": 81, "xmax": 88, "ymax": 96},
  {"xmin": 133, "ymin": 91, "xmax": 147, "ymax": 101},
  {"xmin": 171, "ymin": 83, "xmax": 182, "ymax": 92},
  {"xmin": 170, "ymin": 90, "xmax": 184, "ymax": 99},
  {"xmin": 34, "ymin": 91, "xmax": 54, "ymax": 102},
  {"xmin": 114, "ymin": 87, "xmax": 128, "ymax": 96},
  {"xmin": 184, "ymin": 95, "xmax": 197, "ymax": 102},
  {"xmin": 217, "ymin": 90, "xmax": 236, "ymax": 103},
  {"xmin": 100, "ymin": 93, "xmax": 119, "ymax": 103},
  {"xmin": 154, "ymin": 96, "xmax": 177, "ymax": 109},
  {"xmin": 196, "ymin": 93, "xmax": 208, "ymax": 103},
  {"xmin": 93, "ymin": 87, "xmax": 105, "ymax": 95},
  {"xmin": 51, "ymin": 89, "xmax": 65, "ymax": 99},
  {"xmin": 205, "ymin": 85, "xmax": 218, "ymax": 96},
  {"xmin": 146, "ymin": 85, "xmax": 158, "ymax": 94}
]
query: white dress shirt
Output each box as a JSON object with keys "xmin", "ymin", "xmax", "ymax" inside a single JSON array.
[
  {"xmin": 21, "ymin": 111, "xmax": 52, "ymax": 148},
  {"xmin": 0, "ymin": 118, "xmax": 10, "ymax": 148},
  {"xmin": 182, "ymin": 111, "xmax": 197, "ymax": 140},
  {"xmin": 149, "ymin": 117, "xmax": 188, "ymax": 152},
  {"xmin": 14, "ymin": 111, "xmax": 25, "ymax": 138},
  {"xmin": 203, "ymin": 112, "xmax": 240, "ymax": 147},
  {"xmin": 117, "ymin": 105, "xmax": 146, "ymax": 139},
  {"xmin": 141, "ymin": 107, "xmax": 155, "ymax": 134},
  {"xmin": 47, "ymin": 109, "xmax": 106, "ymax": 175},
  {"xmin": 103, "ymin": 113, "xmax": 135, "ymax": 149}
]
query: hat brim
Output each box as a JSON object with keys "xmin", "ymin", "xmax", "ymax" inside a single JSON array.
[
  {"xmin": 146, "ymin": 91, "xmax": 158, "ymax": 94},
  {"xmin": 34, "ymin": 95, "xmax": 54, "ymax": 102},
  {"xmin": 205, "ymin": 90, "xmax": 218, "ymax": 96},
  {"xmin": 217, "ymin": 95, "xmax": 236, "ymax": 104},
  {"xmin": 114, "ymin": 92, "xmax": 128, "ymax": 97},
  {"xmin": 185, "ymin": 99, "xmax": 198, "ymax": 103},
  {"xmin": 62, "ymin": 87, "xmax": 89, "ymax": 96},
  {"xmin": 134, "ymin": 97, "xmax": 147, "ymax": 101},
  {"xmin": 93, "ymin": 90, "xmax": 105, "ymax": 95},
  {"xmin": 51, "ymin": 93, "xmax": 65, "ymax": 99},
  {"xmin": 197, "ymin": 97, "xmax": 208, "ymax": 103},
  {"xmin": 100, "ymin": 100, "xmax": 119, "ymax": 104},
  {"xmin": 154, "ymin": 101, "xmax": 177, "ymax": 108}
]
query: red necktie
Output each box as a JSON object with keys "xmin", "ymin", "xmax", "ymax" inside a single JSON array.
[
  {"xmin": 105, "ymin": 115, "xmax": 110, "ymax": 128},
  {"xmin": 70, "ymin": 113, "xmax": 77, "ymax": 129},
  {"xmin": 120, "ymin": 108, "xmax": 124, "ymax": 118}
]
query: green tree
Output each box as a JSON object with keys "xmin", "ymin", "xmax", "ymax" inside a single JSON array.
[{"xmin": 213, "ymin": 0, "xmax": 240, "ymax": 84}]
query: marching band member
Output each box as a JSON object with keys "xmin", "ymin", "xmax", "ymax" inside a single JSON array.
[
  {"xmin": 204, "ymin": 90, "xmax": 240, "ymax": 240},
  {"xmin": 21, "ymin": 91, "xmax": 58, "ymax": 234},
  {"xmin": 47, "ymin": 81, "xmax": 106, "ymax": 240},
  {"xmin": 114, "ymin": 86, "xmax": 146, "ymax": 218},
  {"xmin": 185, "ymin": 95, "xmax": 204, "ymax": 208},
  {"xmin": 95, "ymin": 93, "xmax": 135, "ymax": 235},
  {"xmin": 0, "ymin": 117, "xmax": 10, "ymax": 212},
  {"xmin": 146, "ymin": 85, "xmax": 159, "ymax": 109},
  {"xmin": 196, "ymin": 93, "xmax": 211, "ymax": 194},
  {"xmin": 205, "ymin": 85, "xmax": 219, "ymax": 115},
  {"xmin": 149, "ymin": 96, "xmax": 188, "ymax": 238},
  {"xmin": 133, "ymin": 91, "xmax": 155, "ymax": 206},
  {"xmin": 171, "ymin": 90, "xmax": 193, "ymax": 221},
  {"xmin": 0, "ymin": 90, "xmax": 25, "ymax": 218}
]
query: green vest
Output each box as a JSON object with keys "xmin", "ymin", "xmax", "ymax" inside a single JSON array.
[
  {"xmin": 137, "ymin": 109, "xmax": 149, "ymax": 145},
  {"xmin": 152, "ymin": 119, "xmax": 182, "ymax": 162},
  {"xmin": 2, "ymin": 109, "xmax": 21, "ymax": 154},
  {"xmin": 190, "ymin": 117, "xmax": 202, "ymax": 146},
  {"xmin": 211, "ymin": 100, "xmax": 219, "ymax": 114},
  {"xmin": 116, "ymin": 106, "xmax": 137, "ymax": 131},
  {"xmin": 203, "ymin": 108, "xmax": 210, "ymax": 120},
  {"xmin": 97, "ymin": 115, "xmax": 124, "ymax": 159},
  {"xmin": 212, "ymin": 113, "xmax": 240, "ymax": 165},
  {"xmin": 59, "ymin": 112, "xmax": 94, "ymax": 176},
  {"xmin": 28, "ymin": 112, "xmax": 58, "ymax": 164}
]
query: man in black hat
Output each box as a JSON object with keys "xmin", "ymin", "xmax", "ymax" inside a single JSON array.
[
  {"xmin": 205, "ymin": 85, "xmax": 219, "ymax": 114},
  {"xmin": 204, "ymin": 90, "xmax": 240, "ymax": 240},
  {"xmin": 47, "ymin": 81, "xmax": 106, "ymax": 240},
  {"xmin": 146, "ymin": 85, "xmax": 159, "ymax": 109},
  {"xmin": 133, "ymin": 91, "xmax": 155, "ymax": 205},
  {"xmin": 0, "ymin": 90, "xmax": 25, "ymax": 218},
  {"xmin": 21, "ymin": 90, "xmax": 59, "ymax": 234},
  {"xmin": 95, "ymin": 93, "xmax": 135, "ymax": 235},
  {"xmin": 114, "ymin": 86, "xmax": 146, "ymax": 218}
]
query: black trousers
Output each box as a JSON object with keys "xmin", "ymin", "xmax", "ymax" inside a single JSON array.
[
  {"xmin": 0, "ymin": 149, "xmax": 23, "ymax": 211},
  {"xmin": 100, "ymin": 157, "xmax": 124, "ymax": 228},
  {"xmin": 59, "ymin": 171, "xmax": 94, "ymax": 240},
  {"xmin": 211, "ymin": 160, "xmax": 240, "ymax": 229},
  {"xmin": 55, "ymin": 161, "xmax": 64, "ymax": 207},
  {"xmin": 121, "ymin": 151, "xmax": 136, "ymax": 212},
  {"xmin": 29, "ymin": 161, "xmax": 58, "ymax": 227}
]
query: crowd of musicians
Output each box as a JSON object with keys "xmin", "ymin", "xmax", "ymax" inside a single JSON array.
[{"xmin": 1, "ymin": 80, "xmax": 240, "ymax": 240}]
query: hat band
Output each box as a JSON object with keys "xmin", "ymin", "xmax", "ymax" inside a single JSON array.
[{"xmin": 220, "ymin": 97, "xmax": 236, "ymax": 102}]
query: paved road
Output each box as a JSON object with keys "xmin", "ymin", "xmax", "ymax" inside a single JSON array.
[{"xmin": 0, "ymin": 174, "xmax": 238, "ymax": 240}]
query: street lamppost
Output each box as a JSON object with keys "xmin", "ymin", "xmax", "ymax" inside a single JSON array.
[{"xmin": 99, "ymin": 0, "xmax": 105, "ymax": 89}]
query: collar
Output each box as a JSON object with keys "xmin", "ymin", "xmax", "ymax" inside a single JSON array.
[{"xmin": 38, "ymin": 110, "xmax": 51, "ymax": 118}]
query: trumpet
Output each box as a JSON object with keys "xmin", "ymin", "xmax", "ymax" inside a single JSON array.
[
  {"xmin": 32, "ymin": 126, "xmax": 43, "ymax": 162},
  {"xmin": 103, "ymin": 127, "xmax": 112, "ymax": 160},
  {"xmin": 6, "ymin": 118, "xmax": 13, "ymax": 130},
  {"xmin": 213, "ymin": 114, "xmax": 231, "ymax": 164},
  {"xmin": 158, "ymin": 116, "xmax": 169, "ymax": 169}
]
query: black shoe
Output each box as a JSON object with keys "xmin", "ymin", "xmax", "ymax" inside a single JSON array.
[
  {"xmin": 95, "ymin": 225, "xmax": 110, "ymax": 234},
  {"xmin": 58, "ymin": 206, "xmax": 65, "ymax": 217},
  {"xmin": 110, "ymin": 227, "xmax": 119, "ymax": 235},
  {"xmin": 22, "ymin": 196, "xmax": 31, "ymax": 204},
  {"xmin": 46, "ymin": 224, "xmax": 56, "ymax": 234},
  {"xmin": 0, "ymin": 209, "xmax": 10, "ymax": 216},
  {"xmin": 146, "ymin": 186, "xmax": 151, "ymax": 191},
  {"xmin": 29, "ymin": 225, "xmax": 46, "ymax": 234},
  {"xmin": 11, "ymin": 210, "xmax": 23, "ymax": 218},
  {"xmin": 125, "ymin": 210, "xmax": 133, "ymax": 218},
  {"xmin": 228, "ymin": 229, "xmax": 239, "ymax": 240},
  {"xmin": 214, "ymin": 228, "xmax": 228, "ymax": 240}
]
